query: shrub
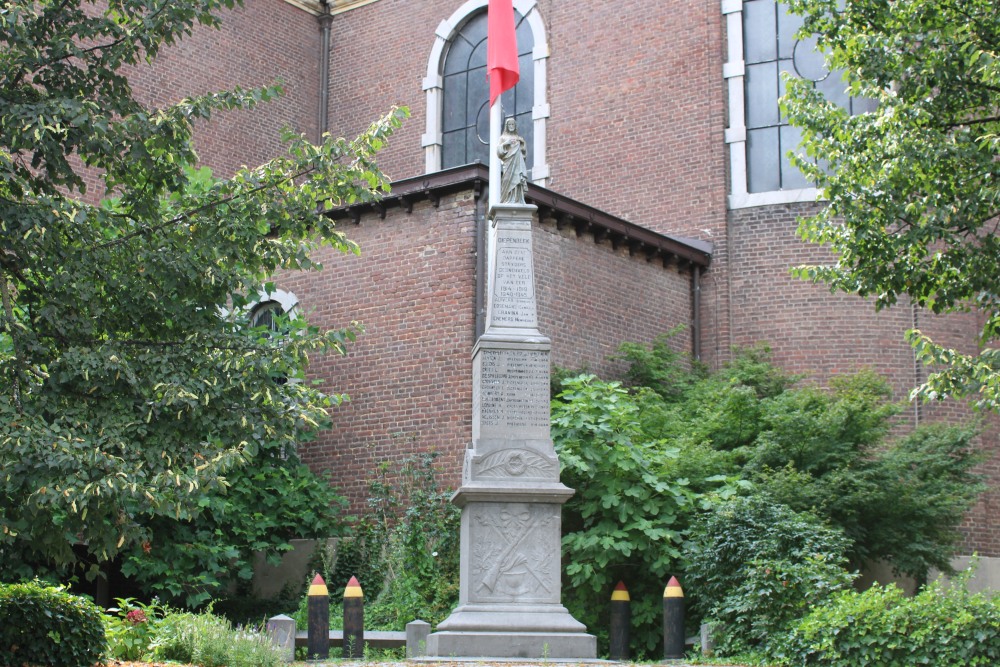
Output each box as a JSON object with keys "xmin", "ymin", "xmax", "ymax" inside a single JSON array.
[
  {"xmin": 122, "ymin": 454, "xmax": 348, "ymax": 608},
  {"xmin": 296, "ymin": 451, "xmax": 460, "ymax": 632},
  {"xmin": 151, "ymin": 609, "xmax": 282, "ymax": 667},
  {"xmin": 105, "ymin": 596, "xmax": 164, "ymax": 660},
  {"xmin": 776, "ymin": 573, "xmax": 1000, "ymax": 666},
  {"xmin": 684, "ymin": 495, "xmax": 855, "ymax": 656},
  {"xmin": 552, "ymin": 374, "xmax": 740, "ymax": 658},
  {"xmin": 0, "ymin": 580, "xmax": 106, "ymax": 667}
]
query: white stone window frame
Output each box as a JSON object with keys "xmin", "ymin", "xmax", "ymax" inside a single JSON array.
[
  {"xmin": 248, "ymin": 288, "xmax": 299, "ymax": 324},
  {"xmin": 723, "ymin": 0, "xmax": 820, "ymax": 209},
  {"xmin": 423, "ymin": 0, "xmax": 551, "ymax": 185}
]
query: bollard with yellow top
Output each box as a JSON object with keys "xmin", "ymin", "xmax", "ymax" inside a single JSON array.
[
  {"xmin": 307, "ymin": 573, "xmax": 330, "ymax": 660},
  {"xmin": 609, "ymin": 580, "xmax": 631, "ymax": 660},
  {"xmin": 343, "ymin": 575, "xmax": 364, "ymax": 658},
  {"xmin": 663, "ymin": 575, "xmax": 685, "ymax": 660}
]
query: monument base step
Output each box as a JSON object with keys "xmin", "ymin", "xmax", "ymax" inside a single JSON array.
[{"xmin": 425, "ymin": 630, "xmax": 596, "ymax": 659}]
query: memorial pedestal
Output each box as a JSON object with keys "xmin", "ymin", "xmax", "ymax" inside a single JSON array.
[{"xmin": 425, "ymin": 203, "xmax": 595, "ymax": 659}]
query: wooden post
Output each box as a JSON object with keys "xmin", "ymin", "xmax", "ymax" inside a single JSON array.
[
  {"xmin": 307, "ymin": 574, "xmax": 329, "ymax": 660},
  {"xmin": 663, "ymin": 576, "xmax": 685, "ymax": 660},
  {"xmin": 609, "ymin": 581, "xmax": 630, "ymax": 660},
  {"xmin": 342, "ymin": 575, "xmax": 364, "ymax": 658}
]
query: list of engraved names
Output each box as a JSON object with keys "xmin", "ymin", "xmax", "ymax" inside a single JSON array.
[{"xmin": 478, "ymin": 349, "xmax": 549, "ymax": 431}]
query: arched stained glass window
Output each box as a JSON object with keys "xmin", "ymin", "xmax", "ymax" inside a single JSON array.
[
  {"xmin": 725, "ymin": 0, "xmax": 876, "ymax": 206},
  {"xmin": 441, "ymin": 10, "xmax": 535, "ymax": 172}
]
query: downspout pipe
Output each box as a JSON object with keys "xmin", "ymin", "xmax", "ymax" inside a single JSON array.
[
  {"xmin": 317, "ymin": 1, "xmax": 333, "ymax": 142},
  {"xmin": 692, "ymin": 266, "xmax": 702, "ymax": 362},
  {"xmin": 474, "ymin": 180, "xmax": 486, "ymax": 340}
]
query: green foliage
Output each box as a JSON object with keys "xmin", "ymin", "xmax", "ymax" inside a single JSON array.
[
  {"xmin": 120, "ymin": 452, "xmax": 347, "ymax": 608},
  {"xmin": 777, "ymin": 571, "xmax": 1000, "ymax": 666},
  {"xmin": 685, "ymin": 495, "xmax": 855, "ymax": 657},
  {"xmin": 552, "ymin": 374, "xmax": 738, "ymax": 658},
  {"xmin": 150, "ymin": 608, "xmax": 283, "ymax": 667},
  {"xmin": 299, "ymin": 452, "xmax": 460, "ymax": 631},
  {"xmin": 553, "ymin": 337, "xmax": 983, "ymax": 654},
  {"xmin": 104, "ymin": 596, "xmax": 164, "ymax": 660},
  {"xmin": 0, "ymin": 0, "xmax": 406, "ymax": 578},
  {"xmin": 0, "ymin": 580, "xmax": 106, "ymax": 667},
  {"xmin": 614, "ymin": 327, "xmax": 707, "ymax": 401},
  {"xmin": 782, "ymin": 0, "xmax": 1000, "ymax": 409}
]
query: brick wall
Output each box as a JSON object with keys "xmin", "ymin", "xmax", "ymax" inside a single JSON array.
[
  {"xmin": 127, "ymin": 0, "xmax": 321, "ymax": 178},
  {"xmin": 113, "ymin": 0, "xmax": 998, "ymax": 554},
  {"xmin": 324, "ymin": 1, "xmax": 730, "ymax": 238},
  {"xmin": 533, "ymin": 216, "xmax": 694, "ymax": 378},
  {"xmin": 730, "ymin": 202, "xmax": 1000, "ymax": 556},
  {"xmin": 272, "ymin": 187, "xmax": 695, "ymax": 508}
]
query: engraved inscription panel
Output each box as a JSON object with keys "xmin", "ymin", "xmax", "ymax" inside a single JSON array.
[
  {"xmin": 468, "ymin": 502, "xmax": 561, "ymax": 603},
  {"xmin": 491, "ymin": 233, "xmax": 537, "ymax": 328},
  {"xmin": 475, "ymin": 348, "xmax": 550, "ymax": 439}
]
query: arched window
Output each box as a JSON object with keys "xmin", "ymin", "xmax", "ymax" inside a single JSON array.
[
  {"xmin": 440, "ymin": 10, "xmax": 535, "ymax": 171},
  {"xmin": 249, "ymin": 300, "xmax": 284, "ymax": 334},
  {"xmin": 724, "ymin": 0, "xmax": 876, "ymax": 207},
  {"xmin": 424, "ymin": 0, "xmax": 550, "ymax": 183}
]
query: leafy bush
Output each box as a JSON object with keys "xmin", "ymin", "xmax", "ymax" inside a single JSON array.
[
  {"xmin": 776, "ymin": 572, "xmax": 1000, "ymax": 666},
  {"xmin": 619, "ymin": 338, "xmax": 983, "ymax": 583},
  {"xmin": 684, "ymin": 495, "xmax": 855, "ymax": 656},
  {"xmin": 122, "ymin": 451, "xmax": 348, "ymax": 608},
  {"xmin": 0, "ymin": 580, "xmax": 106, "ymax": 667},
  {"xmin": 151, "ymin": 609, "xmax": 282, "ymax": 667},
  {"xmin": 297, "ymin": 451, "xmax": 460, "ymax": 632},
  {"xmin": 552, "ymin": 374, "xmax": 739, "ymax": 658},
  {"xmin": 105, "ymin": 596, "xmax": 164, "ymax": 660},
  {"xmin": 552, "ymin": 337, "xmax": 984, "ymax": 655}
]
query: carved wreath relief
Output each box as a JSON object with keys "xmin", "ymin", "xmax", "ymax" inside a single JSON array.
[
  {"xmin": 475, "ymin": 448, "xmax": 556, "ymax": 479},
  {"xmin": 471, "ymin": 503, "xmax": 558, "ymax": 602}
]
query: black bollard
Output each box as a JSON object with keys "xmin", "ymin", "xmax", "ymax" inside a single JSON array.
[
  {"xmin": 663, "ymin": 576, "xmax": 685, "ymax": 660},
  {"xmin": 342, "ymin": 575, "xmax": 364, "ymax": 658},
  {"xmin": 609, "ymin": 580, "xmax": 631, "ymax": 660},
  {"xmin": 307, "ymin": 574, "xmax": 330, "ymax": 660}
]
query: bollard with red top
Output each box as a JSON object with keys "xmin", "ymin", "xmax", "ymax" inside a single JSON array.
[
  {"xmin": 342, "ymin": 575, "xmax": 364, "ymax": 658},
  {"xmin": 307, "ymin": 573, "xmax": 330, "ymax": 660},
  {"xmin": 609, "ymin": 580, "xmax": 631, "ymax": 660},
  {"xmin": 663, "ymin": 575, "xmax": 685, "ymax": 660}
]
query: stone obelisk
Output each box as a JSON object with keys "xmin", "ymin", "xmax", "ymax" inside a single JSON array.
[{"xmin": 425, "ymin": 120, "xmax": 595, "ymax": 659}]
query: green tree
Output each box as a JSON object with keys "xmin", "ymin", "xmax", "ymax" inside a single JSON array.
[
  {"xmin": 783, "ymin": 0, "xmax": 1000, "ymax": 409},
  {"xmin": 0, "ymin": 0, "xmax": 405, "ymax": 579}
]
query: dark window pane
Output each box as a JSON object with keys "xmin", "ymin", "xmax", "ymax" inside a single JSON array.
[
  {"xmin": 474, "ymin": 101, "xmax": 491, "ymax": 150},
  {"xmin": 516, "ymin": 52, "xmax": 534, "ymax": 114},
  {"xmin": 443, "ymin": 73, "xmax": 467, "ymax": 132},
  {"xmin": 469, "ymin": 126, "xmax": 489, "ymax": 165},
  {"xmin": 441, "ymin": 9, "xmax": 535, "ymax": 172},
  {"xmin": 746, "ymin": 61, "xmax": 779, "ymax": 128},
  {"xmin": 780, "ymin": 124, "xmax": 810, "ymax": 189},
  {"xmin": 444, "ymin": 36, "xmax": 474, "ymax": 75},
  {"xmin": 851, "ymin": 94, "xmax": 878, "ymax": 115},
  {"xmin": 516, "ymin": 17, "xmax": 533, "ymax": 55},
  {"xmin": 744, "ymin": 0, "xmax": 777, "ymax": 64},
  {"xmin": 816, "ymin": 69, "xmax": 851, "ymax": 109},
  {"xmin": 792, "ymin": 35, "xmax": 828, "ymax": 81},
  {"xmin": 515, "ymin": 111, "xmax": 533, "ymax": 172},
  {"xmin": 777, "ymin": 1, "xmax": 801, "ymax": 59},
  {"xmin": 442, "ymin": 129, "xmax": 466, "ymax": 168},
  {"xmin": 468, "ymin": 65, "xmax": 488, "ymax": 121},
  {"xmin": 469, "ymin": 37, "xmax": 488, "ymax": 70},
  {"xmin": 748, "ymin": 127, "xmax": 781, "ymax": 193}
]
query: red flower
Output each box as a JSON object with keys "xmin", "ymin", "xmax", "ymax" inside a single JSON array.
[{"xmin": 126, "ymin": 609, "xmax": 148, "ymax": 624}]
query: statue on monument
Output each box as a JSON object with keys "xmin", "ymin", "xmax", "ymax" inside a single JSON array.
[{"xmin": 498, "ymin": 117, "xmax": 528, "ymax": 205}]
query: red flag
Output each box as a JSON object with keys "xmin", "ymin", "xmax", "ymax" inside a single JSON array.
[{"xmin": 487, "ymin": 0, "xmax": 519, "ymax": 107}]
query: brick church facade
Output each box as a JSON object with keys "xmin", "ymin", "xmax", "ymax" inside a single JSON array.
[{"xmin": 131, "ymin": 0, "xmax": 1000, "ymax": 565}]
